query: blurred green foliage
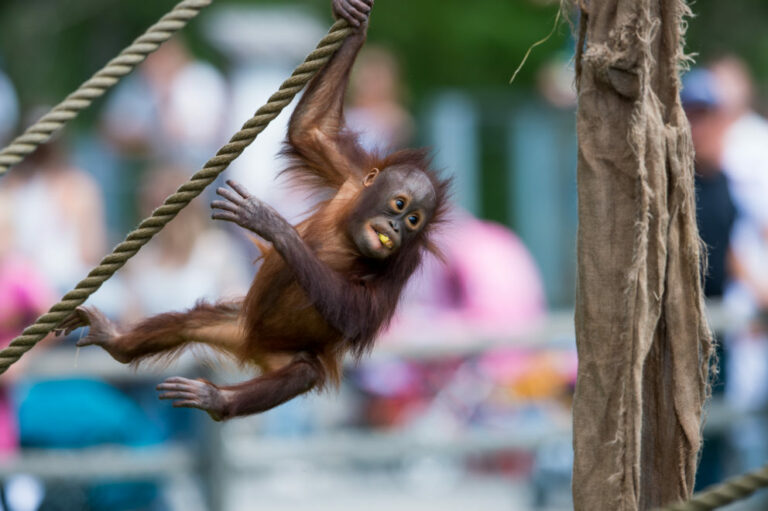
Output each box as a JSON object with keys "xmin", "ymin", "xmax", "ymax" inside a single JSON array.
[{"xmin": 0, "ymin": 0, "xmax": 566, "ymax": 113}]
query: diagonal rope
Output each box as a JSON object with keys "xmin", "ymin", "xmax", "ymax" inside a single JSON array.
[
  {"xmin": 0, "ymin": 19, "xmax": 352, "ymax": 375},
  {"xmin": 658, "ymin": 464, "xmax": 768, "ymax": 510},
  {"xmin": 0, "ymin": 0, "xmax": 213, "ymax": 177}
]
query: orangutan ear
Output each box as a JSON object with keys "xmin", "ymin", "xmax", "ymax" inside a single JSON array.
[{"xmin": 362, "ymin": 168, "xmax": 380, "ymax": 187}]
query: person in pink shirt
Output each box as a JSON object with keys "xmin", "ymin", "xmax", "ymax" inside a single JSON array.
[
  {"xmin": 384, "ymin": 210, "xmax": 547, "ymax": 341},
  {"xmin": 0, "ymin": 254, "xmax": 55, "ymax": 457},
  {"xmin": 358, "ymin": 211, "xmax": 553, "ymax": 428}
]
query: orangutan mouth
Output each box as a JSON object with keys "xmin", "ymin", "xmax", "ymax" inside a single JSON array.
[{"xmin": 376, "ymin": 231, "xmax": 394, "ymax": 249}]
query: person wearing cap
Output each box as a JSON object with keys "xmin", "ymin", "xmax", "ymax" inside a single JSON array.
[
  {"xmin": 681, "ymin": 68, "xmax": 736, "ymax": 298},
  {"xmin": 687, "ymin": 61, "xmax": 768, "ymax": 503}
]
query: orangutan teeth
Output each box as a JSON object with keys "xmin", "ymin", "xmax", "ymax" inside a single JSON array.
[{"xmin": 377, "ymin": 232, "xmax": 393, "ymax": 249}]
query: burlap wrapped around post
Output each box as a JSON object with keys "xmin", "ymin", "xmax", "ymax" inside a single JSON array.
[{"xmin": 572, "ymin": 1, "xmax": 713, "ymax": 509}]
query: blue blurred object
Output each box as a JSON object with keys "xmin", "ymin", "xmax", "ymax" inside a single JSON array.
[
  {"xmin": 680, "ymin": 68, "xmax": 722, "ymax": 109},
  {"xmin": 15, "ymin": 378, "xmax": 166, "ymax": 511},
  {"xmin": 16, "ymin": 378, "xmax": 163, "ymax": 448}
]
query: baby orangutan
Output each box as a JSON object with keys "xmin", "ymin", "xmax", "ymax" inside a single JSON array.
[{"xmin": 58, "ymin": 0, "xmax": 449, "ymax": 421}]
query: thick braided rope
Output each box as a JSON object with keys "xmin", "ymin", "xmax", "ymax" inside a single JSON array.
[
  {"xmin": 658, "ymin": 464, "xmax": 768, "ymax": 510},
  {"xmin": 0, "ymin": 0, "xmax": 213, "ymax": 177},
  {"xmin": 0, "ymin": 19, "xmax": 352, "ymax": 375}
]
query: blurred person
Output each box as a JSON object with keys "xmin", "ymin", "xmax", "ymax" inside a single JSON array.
[
  {"xmin": 91, "ymin": 37, "xmax": 227, "ymax": 245},
  {"xmin": 0, "ymin": 199, "xmax": 56, "ymax": 459},
  {"xmin": 681, "ymin": 65, "xmax": 768, "ymax": 312},
  {"xmin": 681, "ymin": 69, "xmax": 737, "ymax": 298},
  {"xmin": 1, "ymin": 137, "xmax": 107, "ymax": 295},
  {"xmin": 704, "ymin": 57, "xmax": 768, "ymax": 316},
  {"xmin": 711, "ymin": 56, "xmax": 768, "ymax": 231},
  {"xmin": 386, "ymin": 210, "xmax": 547, "ymax": 340},
  {"xmin": 346, "ymin": 46, "xmax": 415, "ymax": 151},
  {"xmin": 356, "ymin": 211, "xmax": 548, "ymax": 429},
  {"xmin": 101, "ymin": 38, "xmax": 228, "ymax": 169},
  {"xmin": 216, "ymin": 8, "xmax": 327, "ymax": 228},
  {"xmin": 536, "ymin": 52, "xmax": 577, "ymax": 110},
  {"xmin": 683, "ymin": 63, "xmax": 768, "ymax": 496},
  {"xmin": 682, "ymin": 68, "xmax": 737, "ymax": 489},
  {"xmin": 121, "ymin": 165, "xmax": 251, "ymax": 320},
  {"xmin": 0, "ymin": 200, "xmax": 59, "ymax": 511}
]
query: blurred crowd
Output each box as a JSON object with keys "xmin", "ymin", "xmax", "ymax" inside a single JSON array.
[{"xmin": 0, "ymin": 26, "xmax": 570, "ymax": 511}]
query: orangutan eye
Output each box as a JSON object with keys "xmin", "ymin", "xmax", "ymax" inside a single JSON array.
[
  {"xmin": 407, "ymin": 214, "xmax": 420, "ymax": 227},
  {"xmin": 391, "ymin": 197, "xmax": 407, "ymax": 211}
]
